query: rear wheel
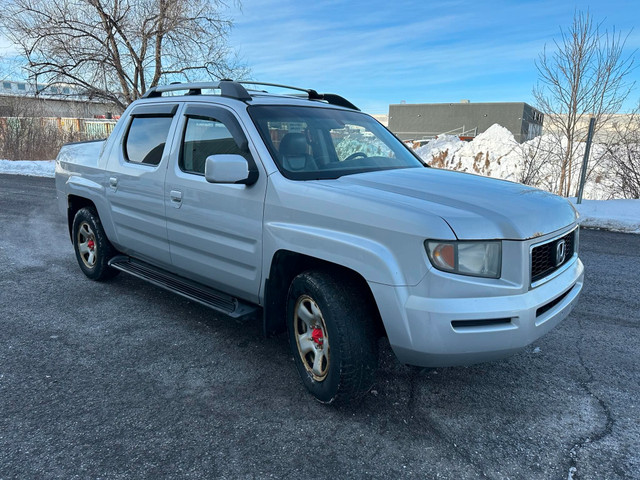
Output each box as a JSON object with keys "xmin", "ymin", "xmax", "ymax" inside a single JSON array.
[
  {"xmin": 287, "ymin": 270, "xmax": 378, "ymax": 404},
  {"xmin": 72, "ymin": 207, "xmax": 119, "ymax": 281}
]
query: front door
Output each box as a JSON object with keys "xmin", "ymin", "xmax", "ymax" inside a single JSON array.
[{"xmin": 164, "ymin": 103, "xmax": 266, "ymax": 303}]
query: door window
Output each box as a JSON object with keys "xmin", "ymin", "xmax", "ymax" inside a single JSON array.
[
  {"xmin": 124, "ymin": 116, "xmax": 173, "ymax": 166},
  {"xmin": 180, "ymin": 117, "xmax": 243, "ymax": 175}
]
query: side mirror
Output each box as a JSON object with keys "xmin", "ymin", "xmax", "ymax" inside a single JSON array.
[{"xmin": 204, "ymin": 154, "xmax": 257, "ymax": 185}]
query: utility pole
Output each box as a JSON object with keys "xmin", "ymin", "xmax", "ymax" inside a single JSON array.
[{"xmin": 576, "ymin": 117, "xmax": 596, "ymax": 204}]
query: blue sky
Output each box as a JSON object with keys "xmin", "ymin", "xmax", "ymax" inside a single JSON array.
[{"xmin": 226, "ymin": 0, "xmax": 640, "ymax": 113}]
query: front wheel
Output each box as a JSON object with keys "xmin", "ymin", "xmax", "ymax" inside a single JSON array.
[
  {"xmin": 287, "ymin": 270, "xmax": 378, "ymax": 404},
  {"xmin": 72, "ymin": 207, "xmax": 119, "ymax": 281}
]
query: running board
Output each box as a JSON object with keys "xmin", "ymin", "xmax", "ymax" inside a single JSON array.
[{"xmin": 108, "ymin": 255, "xmax": 258, "ymax": 319}]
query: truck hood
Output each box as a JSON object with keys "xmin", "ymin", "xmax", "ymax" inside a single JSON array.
[{"xmin": 328, "ymin": 167, "xmax": 577, "ymax": 240}]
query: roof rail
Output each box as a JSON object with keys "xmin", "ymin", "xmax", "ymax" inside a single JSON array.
[
  {"xmin": 141, "ymin": 80, "xmax": 359, "ymax": 110},
  {"xmin": 238, "ymin": 81, "xmax": 359, "ymax": 111},
  {"xmin": 142, "ymin": 81, "xmax": 251, "ymax": 101}
]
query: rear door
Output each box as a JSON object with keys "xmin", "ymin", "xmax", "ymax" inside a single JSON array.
[
  {"xmin": 164, "ymin": 103, "xmax": 266, "ymax": 302},
  {"xmin": 104, "ymin": 103, "xmax": 180, "ymax": 267}
]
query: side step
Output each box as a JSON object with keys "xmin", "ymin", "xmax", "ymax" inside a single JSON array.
[{"xmin": 108, "ymin": 255, "xmax": 258, "ymax": 319}]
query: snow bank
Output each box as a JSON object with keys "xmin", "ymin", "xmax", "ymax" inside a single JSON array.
[
  {"xmin": 414, "ymin": 123, "xmax": 617, "ymax": 200},
  {"xmin": 572, "ymin": 198, "xmax": 640, "ymax": 234},
  {"xmin": 0, "ymin": 160, "xmax": 55, "ymax": 178},
  {"xmin": 416, "ymin": 125, "xmax": 522, "ymax": 181}
]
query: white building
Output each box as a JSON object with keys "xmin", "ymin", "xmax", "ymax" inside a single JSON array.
[{"xmin": 0, "ymin": 80, "xmax": 121, "ymax": 118}]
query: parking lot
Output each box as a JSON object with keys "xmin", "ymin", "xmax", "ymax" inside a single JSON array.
[{"xmin": 0, "ymin": 174, "xmax": 638, "ymax": 479}]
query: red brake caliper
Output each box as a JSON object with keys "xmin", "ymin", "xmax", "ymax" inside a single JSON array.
[{"xmin": 311, "ymin": 327, "xmax": 324, "ymax": 346}]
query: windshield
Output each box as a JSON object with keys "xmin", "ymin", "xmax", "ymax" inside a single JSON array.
[{"xmin": 248, "ymin": 105, "xmax": 426, "ymax": 180}]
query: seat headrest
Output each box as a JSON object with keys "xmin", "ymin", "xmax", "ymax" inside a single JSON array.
[{"xmin": 279, "ymin": 133, "xmax": 308, "ymax": 157}]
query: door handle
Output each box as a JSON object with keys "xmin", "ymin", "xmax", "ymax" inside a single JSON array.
[
  {"xmin": 170, "ymin": 190, "xmax": 183, "ymax": 208},
  {"xmin": 109, "ymin": 177, "xmax": 118, "ymax": 189}
]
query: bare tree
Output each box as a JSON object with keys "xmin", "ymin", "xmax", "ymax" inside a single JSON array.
[
  {"xmin": 516, "ymin": 134, "xmax": 554, "ymax": 187},
  {"xmin": 533, "ymin": 11, "xmax": 635, "ymax": 196},
  {"xmin": 0, "ymin": 0, "xmax": 247, "ymax": 110},
  {"xmin": 603, "ymin": 103, "xmax": 640, "ymax": 198}
]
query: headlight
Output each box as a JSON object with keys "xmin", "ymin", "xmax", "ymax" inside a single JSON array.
[{"xmin": 425, "ymin": 240, "xmax": 501, "ymax": 278}]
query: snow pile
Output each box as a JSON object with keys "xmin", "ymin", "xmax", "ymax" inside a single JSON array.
[
  {"xmin": 460, "ymin": 124, "xmax": 517, "ymax": 157},
  {"xmin": 416, "ymin": 125, "xmax": 522, "ymax": 182},
  {"xmin": 415, "ymin": 135, "xmax": 463, "ymax": 163},
  {"xmin": 0, "ymin": 159, "xmax": 55, "ymax": 178},
  {"xmin": 572, "ymin": 198, "xmax": 640, "ymax": 234},
  {"xmin": 415, "ymin": 124, "xmax": 617, "ymax": 200},
  {"xmin": 455, "ymin": 124, "xmax": 521, "ymax": 181}
]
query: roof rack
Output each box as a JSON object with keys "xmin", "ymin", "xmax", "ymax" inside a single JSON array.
[
  {"xmin": 142, "ymin": 81, "xmax": 251, "ymax": 100},
  {"xmin": 141, "ymin": 80, "xmax": 359, "ymax": 111}
]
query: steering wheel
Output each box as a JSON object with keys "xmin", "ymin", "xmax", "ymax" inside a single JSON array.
[{"xmin": 343, "ymin": 151, "xmax": 368, "ymax": 162}]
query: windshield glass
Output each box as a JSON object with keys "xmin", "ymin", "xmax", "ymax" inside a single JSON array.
[{"xmin": 249, "ymin": 105, "xmax": 425, "ymax": 180}]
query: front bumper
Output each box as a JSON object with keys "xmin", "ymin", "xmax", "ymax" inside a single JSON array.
[{"xmin": 369, "ymin": 256, "xmax": 584, "ymax": 368}]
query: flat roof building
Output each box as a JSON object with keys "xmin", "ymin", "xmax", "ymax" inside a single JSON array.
[
  {"xmin": 388, "ymin": 101, "xmax": 544, "ymax": 143},
  {"xmin": 0, "ymin": 80, "xmax": 121, "ymax": 118}
]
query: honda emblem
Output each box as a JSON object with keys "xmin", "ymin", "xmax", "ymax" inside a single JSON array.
[{"xmin": 555, "ymin": 239, "xmax": 566, "ymax": 266}]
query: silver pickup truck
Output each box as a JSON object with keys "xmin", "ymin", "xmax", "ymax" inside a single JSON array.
[{"xmin": 55, "ymin": 81, "xmax": 584, "ymax": 404}]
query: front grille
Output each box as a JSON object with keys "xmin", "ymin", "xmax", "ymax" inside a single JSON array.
[{"xmin": 531, "ymin": 230, "xmax": 575, "ymax": 284}]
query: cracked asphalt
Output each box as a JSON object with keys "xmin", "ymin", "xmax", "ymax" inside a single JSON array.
[{"xmin": 0, "ymin": 174, "xmax": 638, "ymax": 479}]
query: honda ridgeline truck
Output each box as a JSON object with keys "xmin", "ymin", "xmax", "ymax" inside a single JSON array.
[{"xmin": 55, "ymin": 81, "xmax": 584, "ymax": 404}]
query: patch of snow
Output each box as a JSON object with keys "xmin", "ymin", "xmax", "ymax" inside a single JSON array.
[
  {"xmin": 0, "ymin": 160, "xmax": 55, "ymax": 178},
  {"xmin": 414, "ymin": 134, "xmax": 463, "ymax": 162},
  {"xmin": 572, "ymin": 198, "xmax": 640, "ymax": 234}
]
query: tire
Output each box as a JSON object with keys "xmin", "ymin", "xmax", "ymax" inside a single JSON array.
[
  {"xmin": 287, "ymin": 270, "xmax": 378, "ymax": 405},
  {"xmin": 72, "ymin": 207, "xmax": 119, "ymax": 281}
]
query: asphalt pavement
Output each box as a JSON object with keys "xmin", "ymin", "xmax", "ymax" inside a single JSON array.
[{"xmin": 0, "ymin": 174, "xmax": 638, "ymax": 479}]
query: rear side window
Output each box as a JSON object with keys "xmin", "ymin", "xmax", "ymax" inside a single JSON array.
[
  {"xmin": 124, "ymin": 116, "xmax": 173, "ymax": 165},
  {"xmin": 181, "ymin": 117, "xmax": 243, "ymax": 175}
]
